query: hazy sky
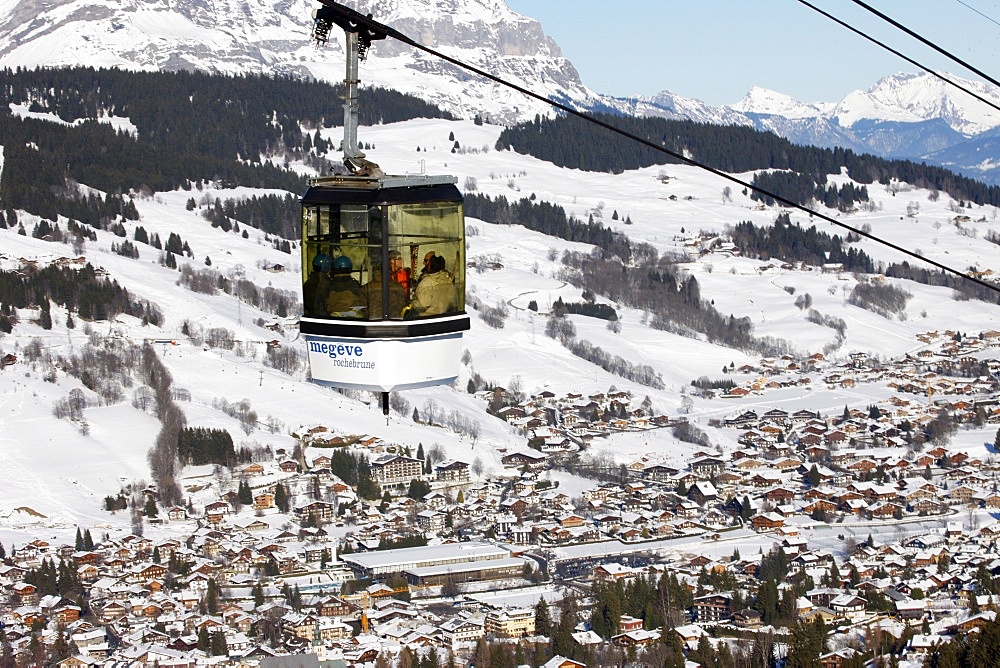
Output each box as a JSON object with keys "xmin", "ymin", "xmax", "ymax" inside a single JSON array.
[{"xmin": 503, "ymin": 0, "xmax": 1000, "ymax": 106}]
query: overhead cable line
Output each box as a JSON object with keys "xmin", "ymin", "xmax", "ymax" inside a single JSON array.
[
  {"xmin": 313, "ymin": 1, "xmax": 1000, "ymax": 297},
  {"xmin": 796, "ymin": 0, "xmax": 1000, "ymax": 117},
  {"xmin": 952, "ymin": 0, "xmax": 1000, "ymax": 31},
  {"xmin": 851, "ymin": 0, "xmax": 1000, "ymax": 89}
]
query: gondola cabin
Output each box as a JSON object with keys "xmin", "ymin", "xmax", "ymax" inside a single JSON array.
[
  {"xmin": 303, "ymin": 2, "xmax": 470, "ymax": 408},
  {"xmin": 299, "ymin": 173, "xmax": 469, "ymax": 394}
]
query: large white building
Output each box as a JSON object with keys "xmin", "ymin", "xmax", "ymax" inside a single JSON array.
[{"xmin": 340, "ymin": 541, "xmax": 513, "ymax": 579}]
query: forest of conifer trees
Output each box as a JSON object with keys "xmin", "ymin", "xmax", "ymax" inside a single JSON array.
[
  {"xmin": 0, "ymin": 66, "xmax": 453, "ymax": 232},
  {"xmin": 496, "ymin": 112, "xmax": 1000, "ymax": 209}
]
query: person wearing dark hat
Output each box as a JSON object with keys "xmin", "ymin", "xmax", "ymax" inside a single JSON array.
[
  {"xmin": 325, "ymin": 255, "xmax": 363, "ymax": 316},
  {"xmin": 303, "ymin": 253, "xmax": 334, "ymax": 317}
]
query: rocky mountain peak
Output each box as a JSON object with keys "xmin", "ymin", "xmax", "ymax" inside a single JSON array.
[{"xmin": 0, "ymin": 0, "xmax": 591, "ymax": 124}]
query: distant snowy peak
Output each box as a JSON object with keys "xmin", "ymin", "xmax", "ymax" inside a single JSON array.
[
  {"xmin": 725, "ymin": 74, "xmax": 1000, "ymax": 136},
  {"xmin": 606, "ymin": 90, "xmax": 751, "ymax": 127},
  {"xmin": 830, "ymin": 72, "xmax": 1000, "ymax": 135},
  {"xmin": 730, "ymin": 86, "xmax": 832, "ymax": 119}
]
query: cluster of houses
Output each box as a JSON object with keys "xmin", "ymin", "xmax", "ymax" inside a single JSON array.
[
  {"xmin": 3, "ymin": 400, "xmax": 999, "ymax": 668},
  {"xmin": 584, "ymin": 514, "xmax": 1000, "ymax": 665},
  {"xmin": 717, "ymin": 329, "xmax": 1000, "ymax": 401},
  {"xmin": 2, "ymin": 326, "xmax": 1000, "ymax": 666},
  {"xmin": 479, "ymin": 388, "xmax": 675, "ymax": 453}
]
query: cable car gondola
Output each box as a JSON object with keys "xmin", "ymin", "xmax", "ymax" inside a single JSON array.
[{"xmin": 301, "ymin": 3, "xmax": 470, "ymax": 413}]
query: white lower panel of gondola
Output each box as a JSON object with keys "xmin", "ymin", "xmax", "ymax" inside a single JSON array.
[{"xmin": 304, "ymin": 333, "xmax": 463, "ymax": 392}]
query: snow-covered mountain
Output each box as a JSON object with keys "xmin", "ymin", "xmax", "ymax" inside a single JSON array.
[
  {"xmin": 0, "ymin": 0, "xmax": 604, "ymax": 125},
  {"xmin": 725, "ymin": 72, "xmax": 1000, "ymax": 183},
  {"xmin": 0, "ymin": 0, "xmax": 999, "ymax": 176}
]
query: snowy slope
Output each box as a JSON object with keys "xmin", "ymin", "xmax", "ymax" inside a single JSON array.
[{"xmin": 2, "ymin": 108, "xmax": 1000, "ymax": 550}]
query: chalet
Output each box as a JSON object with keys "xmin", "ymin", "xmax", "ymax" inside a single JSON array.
[
  {"xmin": 829, "ymin": 593, "xmax": 867, "ymax": 621},
  {"xmin": 612, "ymin": 628, "xmax": 661, "ymax": 647},
  {"xmin": 295, "ymin": 501, "xmax": 336, "ymax": 521},
  {"xmin": 690, "ymin": 456, "xmax": 726, "ymax": 478},
  {"xmin": 541, "ymin": 657, "xmax": 587, "ymax": 668},
  {"xmin": 725, "ymin": 410, "xmax": 758, "ymax": 427},
  {"xmin": 751, "ymin": 512, "xmax": 785, "ymax": 532},
  {"xmin": 820, "ymin": 648, "xmax": 862, "ymax": 668},
  {"xmin": 435, "ymin": 459, "xmax": 471, "ymax": 482},
  {"xmin": 241, "ymin": 462, "xmax": 265, "ymax": 476},
  {"xmin": 762, "ymin": 408, "xmax": 790, "ymax": 425},
  {"xmin": 440, "ymin": 616, "xmax": 486, "ymax": 647},
  {"xmin": 204, "ymin": 500, "xmax": 231, "ymax": 516},
  {"xmin": 253, "ymin": 492, "xmax": 275, "ymax": 510},
  {"xmin": 13, "ymin": 582, "xmax": 37, "ymax": 605},
  {"xmin": 693, "ymin": 593, "xmax": 732, "ymax": 622},
  {"xmin": 315, "ymin": 595, "xmax": 354, "ymax": 618},
  {"xmin": 484, "ymin": 608, "xmax": 535, "ymax": 638},
  {"xmin": 58, "ymin": 655, "xmax": 100, "ymax": 668},
  {"xmin": 642, "ymin": 464, "xmax": 678, "ymax": 482},
  {"xmin": 687, "ymin": 481, "xmax": 718, "ymax": 506},
  {"xmin": 763, "ymin": 487, "xmax": 796, "ymax": 505},
  {"xmin": 594, "ymin": 563, "xmax": 640, "ymax": 581},
  {"xmin": 730, "ymin": 608, "xmax": 762, "ymax": 629},
  {"xmin": 952, "ymin": 610, "xmax": 997, "ymax": 633},
  {"xmin": 803, "ymin": 499, "xmax": 838, "ymax": 516},
  {"xmin": 501, "ymin": 451, "xmax": 548, "ymax": 470},
  {"xmin": 369, "ymin": 454, "xmax": 423, "ymax": 487},
  {"xmin": 500, "ymin": 498, "xmax": 528, "ymax": 517},
  {"xmin": 416, "ymin": 510, "xmax": 446, "ymax": 532}
]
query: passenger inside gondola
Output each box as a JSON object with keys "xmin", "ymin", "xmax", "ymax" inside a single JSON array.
[
  {"xmin": 325, "ymin": 255, "xmax": 363, "ymax": 316},
  {"xmin": 407, "ymin": 254, "xmax": 456, "ymax": 316},
  {"xmin": 362, "ymin": 261, "xmax": 406, "ymax": 319}
]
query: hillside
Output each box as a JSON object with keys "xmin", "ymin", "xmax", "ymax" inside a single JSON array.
[{"xmin": 2, "ymin": 97, "xmax": 1000, "ymax": 550}]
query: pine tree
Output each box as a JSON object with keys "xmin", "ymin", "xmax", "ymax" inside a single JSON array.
[
  {"xmin": 83, "ymin": 529, "xmax": 94, "ymax": 550},
  {"xmin": 205, "ymin": 578, "xmax": 220, "ymax": 614},
  {"xmin": 197, "ymin": 626, "xmax": 210, "ymax": 652},
  {"xmin": 210, "ymin": 631, "xmax": 228, "ymax": 656},
  {"xmin": 38, "ymin": 299, "xmax": 52, "ymax": 330},
  {"xmin": 50, "ymin": 625, "xmax": 72, "ymax": 664},
  {"xmin": 274, "ymin": 483, "xmax": 289, "ymax": 513},
  {"xmin": 534, "ymin": 596, "xmax": 552, "ymax": 636},
  {"xmin": 473, "ymin": 638, "xmax": 490, "ymax": 668},
  {"xmin": 379, "ymin": 490, "xmax": 391, "ymax": 513},
  {"xmin": 252, "ymin": 582, "xmax": 265, "ymax": 607},
  {"xmin": 806, "ymin": 464, "xmax": 821, "ymax": 487},
  {"xmin": 238, "ymin": 480, "xmax": 253, "ymax": 506}
]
